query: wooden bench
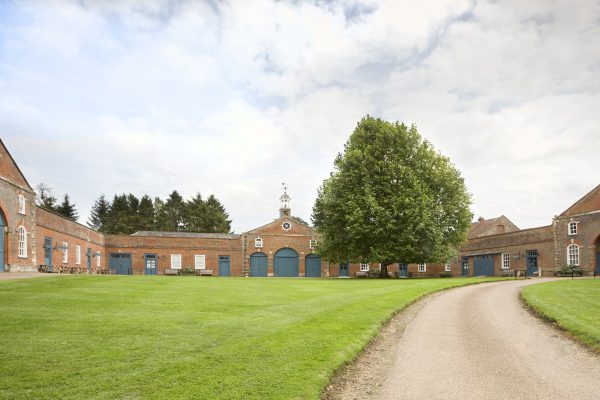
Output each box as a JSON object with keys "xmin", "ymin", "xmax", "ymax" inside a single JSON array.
[
  {"xmin": 501, "ymin": 270, "xmax": 515, "ymax": 277},
  {"xmin": 355, "ymin": 271, "xmax": 368, "ymax": 278},
  {"xmin": 196, "ymin": 269, "xmax": 214, "ymax": 276},
  {"xmin": 164, "ymin": 269, "xmax": 180, "ymax": 276}
]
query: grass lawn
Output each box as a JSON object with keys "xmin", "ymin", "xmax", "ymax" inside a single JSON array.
[
  {"xmin": 522, "ymin": 279, "xmax": 600, "ymax": 351},
  {"xmin": 0, "ymin": 276, "xmax": 497, "ymax": 399}
]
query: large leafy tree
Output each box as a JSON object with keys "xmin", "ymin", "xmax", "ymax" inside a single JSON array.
[
  {"xmin": 312, "ymin": 116, "xmax": 472, "ymax": 277},
  {"xmin": 56, "ymin": 194, "xmax": 79, "ymax": 221}
]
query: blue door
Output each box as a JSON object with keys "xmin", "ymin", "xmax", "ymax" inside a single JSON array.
[
  {"xmin": 398, "ymin": 262, "xmax": 408, "ymax": 278},
  {"xmin": 339, "ymin": 263, "xmax": 349, "ymax": 277},
  {"xmin": 87, "ymin": 248, "xmax": 92, "ymax": 273},
  {"xmin": 250, "ymin": 252, "xmax": 268, "ymax": 277},
  {"xmin": 305, "ymin": 255, "xmax": 321, "ymax": 277},
  {"xmin": 44, "ymin": 237, "xmax": 53, "ymax": 272},
  {"xmin": 274, "ymin": 248, "xmax": 299, "ymax": 277},
  {"xmin": 219, "ymin": 256, "xmax": 231, "ymax": 276},
  {"xmin": 474, "ymin": 255, "xmax": 494, "ymax": 276},
  {"xmin": 145, "ymin": 254, "xmax": 157, "ymax": 275},
  {"xmin": 461, "ymin": 256, "xmax": 469, "ymax": 277},
  {"xmin": 0, "ymin": 212, "xmax": 4, "ymax": 272},
  {"xmin": 109, "ymin": 253, "xmax": 132, "ymax": 275},
  {"xmin": 526, "ymin": 250, "xmax": 538, "ymax": 277},
  {"xmin": 595, "ymin": 252, "xmax": 600, "ymax": 274}
]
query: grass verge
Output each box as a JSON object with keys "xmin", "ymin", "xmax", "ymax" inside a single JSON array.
[
  {"xmin": 1, "ymin": 276, "xmax": 499, "ymax": 399},
  {"xmin": 521, "ymin": 279, "xmax": 600, "ymax": 352}
]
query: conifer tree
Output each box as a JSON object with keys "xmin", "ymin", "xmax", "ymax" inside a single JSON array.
[
  {"xmin": 204, "ymin": 194, "xmax": 232, "ymax": 233},
  {"xmin": 87, "ymin": 194, "xmax": 110, "ymax": 231},
  {"xmin": 35, "ymin": 183, "xmax": 58, "ymax": 211},
  {"xmin": 56, "ymin": 194, "xmax": 79, "ymax": 221},
  {"xmin": 185, "ymin": 193, "xmax": 208, "ymax": 232},
  {"xmin": 138, "ymin": 195, "xmax": 155, "ymax": 231}
]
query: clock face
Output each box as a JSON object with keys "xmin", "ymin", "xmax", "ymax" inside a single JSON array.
[{"xmin": 282, "ymin": 221, "xmax": 291, "ymax": 230}]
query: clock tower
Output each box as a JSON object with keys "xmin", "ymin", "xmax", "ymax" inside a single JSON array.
[{"xmin": 279, "ymin": 183, "xmax": 291, "ymax": 218}]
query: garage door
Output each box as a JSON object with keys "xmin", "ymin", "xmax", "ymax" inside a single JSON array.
[
  {"xmin": 304, "ymin": 255, "xmax": 321, "ymax": 277},
  {"xmin": 109, "ymin": 253, "xmax": 132, "ymax": 275},
  {"xmin": 473, "ymin": 255, "xmax": 494, "ymax": 276},
  {"xmin": 274, "ymin": 248, "xmax": 299, "ymax": 277},
  {"xmin": 250, "ymin": 252, "xmax": 268, "ymax": 277}
]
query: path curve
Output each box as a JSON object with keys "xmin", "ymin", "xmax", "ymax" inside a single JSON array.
[{"xmin": 375, "ymin": 279, "xmax": 600, "ymax": 399}]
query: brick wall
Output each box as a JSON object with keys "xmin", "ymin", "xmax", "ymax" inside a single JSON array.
[
  {"xmin": 35, "ymin": 207, "xmax": 105, "ymax": 272},
  {"xmin": 554, "ymin": 211, "xmax": 600, "ymax": 275},
  {"xmin": 105, "ymin": 234, "xmax": 243, "ymax": 275}
]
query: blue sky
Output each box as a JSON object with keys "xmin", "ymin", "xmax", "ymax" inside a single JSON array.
[{"xmin": 1, "ymin": 0, "xmax": 599, "ymax": 232}]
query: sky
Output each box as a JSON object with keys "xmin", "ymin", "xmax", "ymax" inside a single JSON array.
[{"xmin": 1, "ymin": 0, "xmax": 599, "ymax": 233}]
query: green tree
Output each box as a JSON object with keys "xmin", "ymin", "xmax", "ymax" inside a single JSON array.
[
  {"xmin": 106, "ymin": 194, "xmax": 132, "ymax": 234},
  {"xmin": 138, "ymin": 195, "xmax": 155, "ymax": 231},
  {"xmin": 185, "ymin": 193, "xmax": 208, "ymax": 232},
  {"xmin": 312, "ymin": 116, "xmax": 472, "ymax": 278},
  {"xmin": 156, "ymin": 191, "xmax": 186, "ymax": 231},
  {"xmin": 56, "ymin": 194, "xmax": 79, "ymax": 221},
  {"xmin": 35, "ymin": 183, "xmax": 58, "ymax": 211},
  {"xmin": 204, "ymin": 194, "xmax": 232, "ymax": 233},
  {"xmin": 87, "ymin": 194, "xmax": 110, "ymax": 231},
  {"xmin": 127, "ymin": 193, "xmax": 142, "ymax": 232}
]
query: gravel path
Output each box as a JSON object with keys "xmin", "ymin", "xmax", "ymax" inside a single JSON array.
[{"xmin": 325, "ymin": 279, "xmax": 600, "ymax": 400}]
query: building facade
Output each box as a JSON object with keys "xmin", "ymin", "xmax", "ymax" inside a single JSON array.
[{"xmin": 1, "ymin": 139, "xmax": 598, "ymax": 277}]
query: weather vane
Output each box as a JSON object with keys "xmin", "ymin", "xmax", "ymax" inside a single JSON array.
[{"xmin": 282, "ymin": 182, "xmax": 288, "ymax": 194}]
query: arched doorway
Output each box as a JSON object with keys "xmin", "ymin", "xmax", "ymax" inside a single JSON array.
[
  {"xmin": 274, "ymin": 248, "xmax": 299, "ymax": 277},
  {"xmin": 250, "ymin": 252, "xmax": 268, "ymax": 277},
  {"xmin": 305, "ymin": 254, "xmax": 321, "ymax": 277},
  {"xmin": 0, "ymin": 209, "xmax": 5, "ymax": 272}
]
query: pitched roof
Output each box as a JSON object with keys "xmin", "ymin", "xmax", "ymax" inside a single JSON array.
[
  {"xmin": 0, "ymin": 139, "xmax": 34, "ymax": 192},
  {"xmin": 467, "ymin": 215, "xmax": 520, "ymax": 239},
  {"xmin": 559, "ymin": 184, "xmax": 600, "ymax": 216},
  {"xmin": 130, "ymin": 231, "xmax": 240, "ymax": 239}
]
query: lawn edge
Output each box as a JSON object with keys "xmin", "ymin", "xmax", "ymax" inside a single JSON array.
[
  {"xmin": 320, "ymin": 278, "xmax": 507, "ymax": 399},
  {"xmin": 519, "ymin": 284, "xmax": 600, "ymax": 355}
]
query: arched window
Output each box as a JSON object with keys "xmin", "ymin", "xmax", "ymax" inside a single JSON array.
[
  {"xmin": 17, "ymin": 226, "xmax": 27, "ymax": 258},
  {"xmin": 567, "ymin": 244, "xmax": 579, "ymax": 266},
  {"xmin": 18, "ymin": 194, "xmax": 26, "ymax": 215},
  {"xmin": 254, "ymin": 237, "xmax": 263, "ymax": 248}
]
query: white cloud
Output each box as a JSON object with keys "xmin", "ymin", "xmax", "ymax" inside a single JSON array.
[{"xmin": 1, "ymin": 0, "xmax": 599, "ymax": 232}]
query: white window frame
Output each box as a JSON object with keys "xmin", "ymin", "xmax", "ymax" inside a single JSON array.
[
  {"xmin": 171, "ymin": 254, "xmax": 182, "ymax": 269},
  {"xmin": 567, "ymin": 244, "xmax": 579, "ymax": 266},
  {"xmin": 254, "ymin": 237, "xmax": 263, "ymax": 248},
  {"xmin": 418, "ymin": 263, "xmax": 426, "ymax": 272},
  {"xmin": 568, "ymin": 221, "xmax": 578, "ymax": 235},
  {"xmin": 309, "ymin": 240, "xmax": 317, "ymax": 250},
  {"xmin": 62, "ymin": 242, "xmax": 68, "ymax": 263},
  {"xmin": 502, "ymin": 253, "xmax": 510, "ymax": 269},
  {"xmin": 18, "ymin": 194, "xmax": 26, "ymax": 215},
  {"xmin": 75, "ymin": 245, "xmax": 81, "ymax": 265},
  {"xmin": 359, "ymin": 263, "xmax": 370, "ymax": 272},
  {"xmin": 445, "ymin": 263, "xmax": 451, "ymax": 272},
  {"xmin": 17, "ymin": 225, "xmax": 27, "ymax": 258},
  {"xmin": 194, "ymin": 254, "xmax": 206, "ymax": 270},
  {"xmin": 96, "ymin": 252, "xmax": 101, "ymax": 268}
]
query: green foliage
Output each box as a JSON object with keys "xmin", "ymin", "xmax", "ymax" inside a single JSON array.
[
  {"xmin": 312, "ymin": 116, "xmax": 472, "ymax": 277},
  {"xmin": 55, "ymin": 194, "xmax": 79, "ymax": 221},
  {"xmin": 87, "ymin": 195, "xmax": 109, "ymax": 231},
  {"xmin": 554, "ymin": 265, "xmax": 583, "ymax": 276},
  {"xmin": 522, "ymin": 280, "xmax": 600, "ymax": 351},
  {"xmin": 0, "ymin": 276, "xmax": 497, "ymax": 399},
  {"xmin": 155, "ymin": 190, "xmax": 186, "ymax": 231}
]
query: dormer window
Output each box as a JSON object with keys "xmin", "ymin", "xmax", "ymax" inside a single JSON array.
[
  {"xmin": 309, "ymin": 240, "xmax": 316, "ymax": 249},
  {"xmin": 568, "ymin": 221, "xmax": 578, "ymax": 235},
  {"xmin": 255, "ymin": 237, "xmax": 263, "ymax": 248},
  {"xmin": 18, "ymin": 194, "xmax": 25, "ymax": 215}
]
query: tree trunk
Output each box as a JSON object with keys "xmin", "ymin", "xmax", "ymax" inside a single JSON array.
[{"xmin": 378, "ymin": 262, "xmax": 390, "ymax": 278}]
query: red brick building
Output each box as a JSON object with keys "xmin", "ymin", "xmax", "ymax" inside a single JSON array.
[{"xmin": 1, "ymin": 139, "xmax": 598, "ymax": 277}]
